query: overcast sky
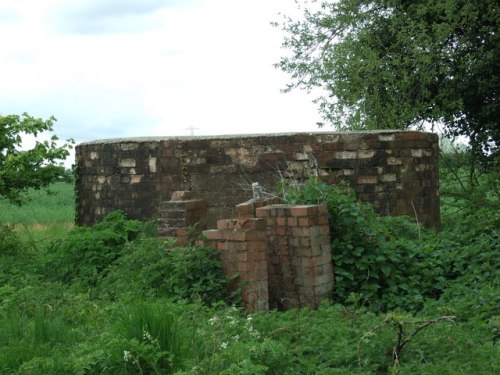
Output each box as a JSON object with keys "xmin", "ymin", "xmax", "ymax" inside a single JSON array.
[{"xmin": 0, "ymin": 0, "xmax": 325, "ymax": 146}]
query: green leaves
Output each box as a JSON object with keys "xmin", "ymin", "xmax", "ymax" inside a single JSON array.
[
  {"xmin": 43, "ymin": 210, "xmax": 143, "ymax": 287},
  {"xmin": 281, "ymin": 177, "xmax": 499, "ymax": 313},
  {"xmin": 276, "ymin": 0, "xmax": 499, "ymax": 163},
  {"xmin": 0, "ymin": 113, "xmax": 74, "ymax": 205}
]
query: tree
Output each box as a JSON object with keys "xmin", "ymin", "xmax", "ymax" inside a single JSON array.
[
  {"xmin": 0, "ymin": 113, "xmax": 74, "ymax": 205},
  {"xmin": 275, "ymin": 0, "xmax": 499, "ymax": 164}
]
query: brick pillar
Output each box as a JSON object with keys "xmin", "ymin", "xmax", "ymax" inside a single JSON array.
[
  {"xmin": 158, "ymin": 191, "xmax": 207, "ymax": 245},
  {"xmin": 202, "ymin": 218, "xmax": 269, "ymax": 312},
  {"xmin": 256, "ymin": 204, "xmax": 333, "ymax": 309}
]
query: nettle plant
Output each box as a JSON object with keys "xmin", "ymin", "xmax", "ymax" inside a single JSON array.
[{"xmin": 281, "ymin": 178, "xmax": 443, "ymax": 311}]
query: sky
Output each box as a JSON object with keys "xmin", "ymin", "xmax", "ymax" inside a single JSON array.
[{"xmin": 0, "ymin": 0, "xmax": 325, "ymax": 150}]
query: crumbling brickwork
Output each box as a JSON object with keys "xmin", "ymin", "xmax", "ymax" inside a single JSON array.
[
  {"xmin": 255, "ymin": 204, "xmax": 333, "ymax": 310},
  {"xmin": 158, "ymin": 191, "xmax": 334, "ymax": 312},
  {"xmin": 157, "ymin": 191, "xmax": 206, "ymax": 245},
  {"xmin": 202, "ymin": 218, "xmax": 270, "ymax": 312},
  {"xmin": 75, "ymin": 131, "xmax": 440, "ymax": 229}
]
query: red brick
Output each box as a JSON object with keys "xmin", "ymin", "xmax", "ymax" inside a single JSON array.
[
  {"xmin": 238, "ymin": 262, "xmax": 248, "ymax": 272},
  {"xmin": 276, "ymin": 217, "xmax": 286, "ymax": 226},
  {"xmin": 276, "ymin": 226, "xmax": 287, "ymax": 236},
  {"xmin": 221, "ymin": 231, "xmax": 247, "ymax": 241},
  {"xmin": 298, "ymin": 217, "xmax": 310, "ymax": 226},
  {"xmin": 217, "ymin": 218, "xmax": 266, "ymax": 231},
  {"xmin": 294, "ymin": 246, "xmax": 312, "ymax": 257},
  {"xmin": 175, "ymin": 228, "xmax": 187, "ymax": 237},
  {"xmin": 318, "ymin": 216, "xmax": 329, "ymax": 225},
  {"xmin": 256, "ymin": 260, "xmax": 268, "ymax": 272},
  {"xmin": 174, "ymin": 237, "xmax": 188, "ymax": 246},
  {"xmin": 222, "ymin": 263, "xmax": 238, "ymax": 275},
  {"xmin": 300, "ymin": 257, "xmax": 316, "ymax": 268},
  {"xmin": 300, "ymin": 237, "xmax": 311, "ymax": 247},
  {"xmin": 397, "ymin": 132, "xmax": 428, "ymax": 141},
  {"xmin": 319, "ymin": 225, "xmax": 330, "ymax": 234},
  {"xmin": 287, "ymin": 217, "xmax": 298, "ymax": 226},
  {"xmin": 291, "ymin": 205, "xmax": 317, "ymax": 217},
  {"xmin": 316, "ymin": 254, "xmax": 333, "ymax": 265},
  {"xmin": 235, "ymin": 201, "xmax": 254, "ymax": 216},
  {"xmin": 255, "ymin": 207, "xmax": 269, "ymax": 217},
  {"xmin": 246, "ymin": 240, "xmax": 267, "ymax": 250},
  {"xmin": 242, "ymin": 271, "xmax": 259, "ymax": 282},
  {"xmin": 291, "ymin": 227, "xmax": 310, "ymax": 237},
  {"xmin": 242, "ymin": 291, "xmax": 257, "ymax": 303},
  {"xmin": 248, "ymin": 251, "xmax": 266, "ymax": 262},
  {"xmin": 277, "ymin": 245, "xmax": 289, "ymax": 256}
]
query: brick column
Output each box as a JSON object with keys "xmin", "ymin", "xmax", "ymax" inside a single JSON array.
[
  {"xmin": 256, "ymin": 204, "xmax": 333, "ymax": 309},
  {"xmin": 202, "ymin": 218, "xmax": 269, "ymax": 312},
  {"xmin": 158, "ymin": 191, "xmax": 207, "ymax": 245}
]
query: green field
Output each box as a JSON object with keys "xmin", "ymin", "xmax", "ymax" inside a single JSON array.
[
  {"xmin": 0, "ymin": 182, "xmax": 75, "ymax": 225},
  {"xmin": 0, "ymin": 182, "xmax": 75, "ymax": 241}
]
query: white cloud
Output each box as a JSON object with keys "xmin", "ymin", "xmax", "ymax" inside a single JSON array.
[{"xmin": 0, "ymin": 0, "xmax": 323, "ymax": 150}]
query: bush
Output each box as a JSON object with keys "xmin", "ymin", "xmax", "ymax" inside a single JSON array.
[
  {"xmin": 101, "ymin": 238, "xmax": 231, "ymax": 305},
  {"xmin": 281, "ymin": 177, "xmax": 499, "ymax": 313},
  {"xmin": 282, "ymin": 178, "xmax": 431, "ymax": 309},
  {"xmin": 41, "ymin": 210, "xmax": 143, "ymax": 287},
  {"xmin": 0, "ymin": 223, "xmax": 23, "ymax": 256}
]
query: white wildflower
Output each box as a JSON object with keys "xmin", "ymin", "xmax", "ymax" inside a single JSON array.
[
  {"xmin": 123, "ymin": 350, "xmax": 132, "ymax": 362},
  {"xmin": 220, "ymin": 342, "xmax": 228, "ymax": 350},
  {"xmin": 143, "ymin": 327, "xmax": 159, "ymax": 345}
]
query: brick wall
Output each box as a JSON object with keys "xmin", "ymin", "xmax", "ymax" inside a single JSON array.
[{"xmin": 75, "ymin": 131, "xmax": 440, "ymax": 229}]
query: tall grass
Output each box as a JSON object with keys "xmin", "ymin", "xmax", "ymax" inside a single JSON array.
[{"xmin": 0, "ymin": 182, "xmax": 75, "ymax": 240}]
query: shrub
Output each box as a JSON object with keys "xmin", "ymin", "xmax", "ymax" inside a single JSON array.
[
  {"xmin": 42, "ymin": 210, "xmax": 143, "ymax": 287},
  {"xmin": 282, "ymin": 178, "xmax": 432, "ymax": 309},
  {"xmin": 0, "ymin": 223, "xmax": 23, "ymax": 256},
  {"xmin": 101, "ymin": 238, "xmax": 231, "ymax": 305}
]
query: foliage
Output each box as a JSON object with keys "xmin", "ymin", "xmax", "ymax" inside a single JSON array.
[
  {"xmin": 282, "ymin": 177, "xmax": 499, "ymax": 312},
  {"xmin": 112, "ymin": 302, "xmax": 191, "ymax": 374},
  {"xmin": 440, "ymin": 148, "xmax": 500, "ymax": 227},
  {"xmin": 157, "ymin": 245, "xmax": 230, "ymax": 304},
  {"xmin": 0, "ymin": 176, "xmax": 498, "ymax": 374},
  {"xmin": 101, "ymin": 238, "xmax": 231, "ymax": 305},
  {"xmin": 0, "ymin": 181, "xmax": 75, "ymax": 226},
  {"xmin": 275, "ymin": 0, "xmax": 499, "ymax": 163},
  {"xmin": 0, "ymin": 223, "xmax": 23, "ymax": 256},
  {"xmin": 282, "ymin": 178, "xmax": 419, "ymax": 308},
  {"xmin": 42, "ymin": 210, "xmax": 143, "ymax": 287},
  {"xmin": 0, "ymin": 113, "xmax": 74, "ymax": 205}
]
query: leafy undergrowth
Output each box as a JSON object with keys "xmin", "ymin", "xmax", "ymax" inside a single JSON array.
[{"xmin": 0, "ymin": 180, "xmax": 498, "ymax": 373}]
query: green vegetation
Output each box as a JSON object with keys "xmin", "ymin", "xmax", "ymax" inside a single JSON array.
[
  {"xmin": 274, "ymin": 0, "xmax": 499, "ymax": 163},
  {"xmin": 0, "ymin": 181, "xmax": 75, "ymax": 243},
  {"xmin": 0, "ymin": 113, "xmax": 74, "ymax": 205},
  {"xmin": 0, "ymin": 182, "xmax": 75, "ymax": 225},
  {"xmin": 0, "ymin": 152, "xmax": 498, "ymax": 373}
]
